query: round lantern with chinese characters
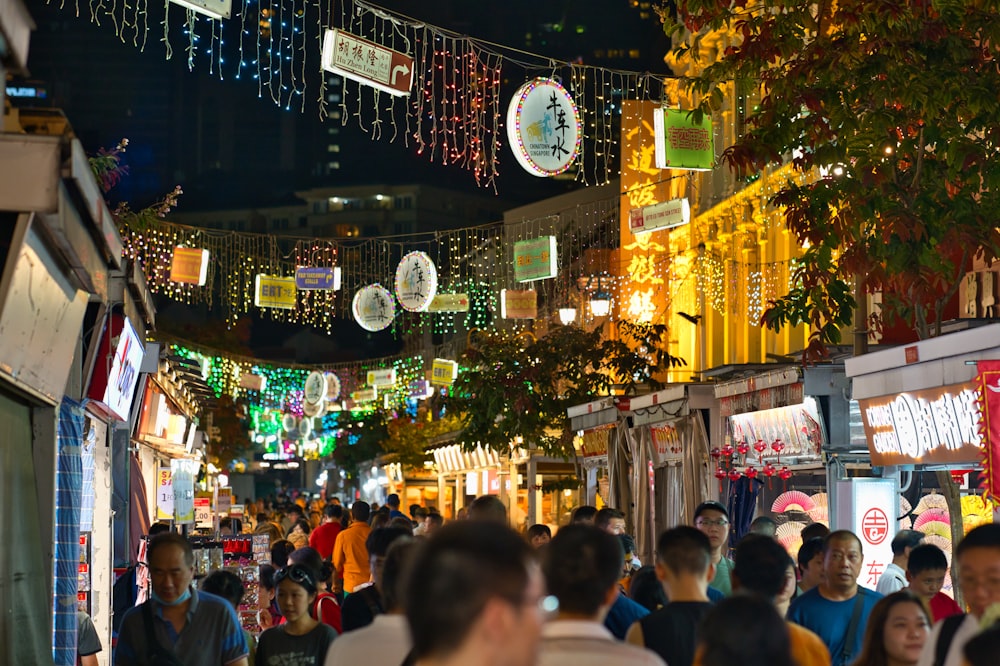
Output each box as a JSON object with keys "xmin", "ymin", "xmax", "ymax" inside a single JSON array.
[
  {"xmin": 394, "ymin": 251, "xmax": 438, "ymax": 312},
  {"xmin": 352, "ymin": 284, "xmax": 396, "ymax": 332},
  {"xmin": 506, "ymin": 77, "xmax": 582, "ymax": 177}
]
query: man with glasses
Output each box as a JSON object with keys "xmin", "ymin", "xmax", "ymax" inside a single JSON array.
[
  {"xmin": 692, "ymin": 501, "xmax": 734, "ymax": 597},
  {"xmin": 115, "ymin": 532, "xmax": 249, "ymax": 665},
  {"xmin": 787, "ymin": 530, "xmax": 882, "ymax": 666}
]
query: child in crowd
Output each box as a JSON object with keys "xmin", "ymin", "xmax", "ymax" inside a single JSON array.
[{"xmin": 905, "ymin": 543, "xmax": 962, "ymax": 623}]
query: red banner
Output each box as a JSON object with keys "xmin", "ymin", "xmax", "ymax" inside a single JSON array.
[{"xmin": 976, "ymin": 361, "xmax": 1000, "ymax": 503}]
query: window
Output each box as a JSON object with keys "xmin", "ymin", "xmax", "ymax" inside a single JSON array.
[
  {"xmin": 394, "ymin": 195, "xmax": 413, "ymax": 210},
  {"xmin": 298, "ymin": 217, "xmax": 308, "ymax": 228}
]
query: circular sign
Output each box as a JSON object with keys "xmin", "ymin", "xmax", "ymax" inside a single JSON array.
[
  {"xmin": 395, "ymin": 251, "xmax": 439, "ymax": 312},
  {"xmin": 861, "ymin": 507, "xmax": 889, "ymax": 545},
  {"xmin": 304, "ymin": 371, "xmax": 327, "ymax": 406},
  {"xmin": 352, "ymin": 284, "xmax": 396, "ymax": 332},
  {"xmin": 303, "ymin": 399, "xmax": 323, "ymax": 418},
  {"xmin": 282, "ymin": 413, "xmax": 297, "ymax": 432},
  {"xmin": 506, "ymin": 77, "xmax": 582, "ymax": 177},
  {"xmin": 298, "ymin": 418, "xmax": 313, "ymax": 438},
  {"xmin": 324, "ymin": 372, "xmax": 341, "ymax": 401}
]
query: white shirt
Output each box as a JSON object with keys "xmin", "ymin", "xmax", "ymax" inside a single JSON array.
[
  {"xmin": 323, "ymin": 614, "xmax": 411, "ymax": 666},
  {"xmin": 537, "ymin": 620, "xmax": 666, "ymax": 666},
  {"xmin": 915, "ymin": 613, "xmax": 978, "ymax": 666},
  {"xmin": 876, "ymin": 563, "xmax": 907, "ymax": 595}
]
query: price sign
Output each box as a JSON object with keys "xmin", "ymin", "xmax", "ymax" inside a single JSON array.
[
  {"xmin": 157, "ymin": 465, "xmax": 174, "ymax": 520},
  {"xmin": 194, "ymin": 496, "xmax": 213, "ymax": 529}
]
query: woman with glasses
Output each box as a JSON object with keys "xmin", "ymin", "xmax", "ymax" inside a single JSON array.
[{"xmin": 257, "ymin": 564, "xmax": 337, "ymax": 665}]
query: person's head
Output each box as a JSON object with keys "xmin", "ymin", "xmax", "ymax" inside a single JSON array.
[
  {"xmin": 542, "ymin": 523, "xmax": 622, "ymax": 620},
  {"xmin": 891, "ymin": 529, "xmax": 925, "ymax": 561},
  {"xmin": 964, "ymin": 623, "xmax": 1000, "ymax": 666},
  {"xmin": 270, "ymin": 539, "xmax": 296, "ymax": 568},
  {"xmin": 147, "ymin": 532, "xmax": 195, "ymax": 604},
  {"xmin": 955, "ymin": 523, "xmax": 1000, "ymax": 618},
  {"xmin": 386, "ymin": 493, "xmax": 401, "ymax": 509},
  {"xmin": 366, "ymin": 526, "xmax": 414, "ymax": 591},
  {"xmin": 258, "ymin": 563, "xmax": 277, "ymax": 609},
  {"xmin": 732, "ymin": 534, "xmax": 794, "ymax": 601},
  {"xmin": 905, "ymin": 543, "xmax": 950, "ymax": 599},
  {"xmin": 423, "ymin": 512, "xmax": 444, "ymax": 534},
  {"xmin": 287, "ymin": 505, "xmax": 305, "ymax": 521},
  {"xmin": 655, "ymin": 526, "xmax": 713, "ymax": 588},
  {"xmin": 381, "ymin": 539, "xmax": 421, "ymax": 613},
  {"xmin": 256, "ymin": 512, "xmax": 269, "ymax": 525},
  {"xmin": 467, "ymin": 495, "xmax": 508, "ymax": 524},
  {"xmin": 288, "ymin": 546, "xmax": 333, "ymax": 588},
  {"xmin": 852, "ymin": 590, "xmax": 930, "ymax": 666},
  {"xmin": 148, "ymin": 522, "xmax": 173, "ymax": 536},
  {"xmin": 370, "ymin": 511, "xmax": 391, "ymax": 529},
  {"xmin": 629, "ymin": 565, "xmax": 668, "ymax": 612},
  {"xmin": 404, "ymin": 521, "xmax": 544, "ymax": 665},
  {"xmin": 570, "ymin": 505, "xmax": 598, "ymax": 524},
  {"xmin": 594, "ymin": 508, "xmax": 626, "ymax": 535},
  {"xmin": 697, "ymin": 595, "xmax": 795, "ymax": 666},
  {"xmin": 322, "ymin": 503, "xmax": 343, "ymax": 523},
  {"xmin": 748, "ymin": 515, "xmax": 778, "ymax": 537},
  {"xmin": 287, "ymin": 517, "xmax": 311, "ymax": 537},
  {"xmin": 526, "ymin": 524, "xmax": 552, "ymax": 549},
  {"xmin": 219, "ymin": 517, "xmax": 235, "ymax": 536},
  {"xmin": 800, "ymin": 521, "xmax": 830, "ymax": 542},
  {"xmin": 797, "ymin": 536, "xmax": 827, "ymax": 591},
  {"xmin": 823, "ymin": 530, "xmax": 864, "ymax": 593},
  {"xmin": 351, "ymin": 500, "xmax": 372, "ymax": 523},
  {"xmin": 693, "ymin": 501, "xmax": 731, "ymax": 552},
  {"xmin": 201, "ymin": 570, "xmax": 245, "ymax": 608},
  {"xmin": 390, "ymin": 516, "xmax": 415, "ymax": 533},
  {"xmin": 274, "ymin": 564, "xmax": 318, "ymax": 623}
]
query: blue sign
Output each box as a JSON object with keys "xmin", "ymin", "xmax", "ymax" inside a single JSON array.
[{"xmin": 295, "ymin": 267, "xmax": 341, "ymax": 291}]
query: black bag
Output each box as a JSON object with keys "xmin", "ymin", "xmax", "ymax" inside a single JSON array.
[{"xmin": 141, "ymin": 602, "xmax": 186, "ymax": 666}]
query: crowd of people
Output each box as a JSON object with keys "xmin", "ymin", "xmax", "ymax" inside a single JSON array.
[{"xmin": 109, "ymin": 491, "xmax": 1000, "ymax": 666}]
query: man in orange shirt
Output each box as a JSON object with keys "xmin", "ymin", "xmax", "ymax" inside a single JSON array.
[{"xmin": 332, "ymin": 501, "xmax": 372, "ymax": 595}]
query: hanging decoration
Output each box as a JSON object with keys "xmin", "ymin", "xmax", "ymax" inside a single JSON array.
[
  {"xmin": 324, "ymin": 372, "xmax": 341, "ymax": 401},
  {"xmin": 321, "ymin": 28, "xmax": 414, "ymax": 97},
  {"xmin": 506, "ymin": 78, "xmax": 582, "ymax": 177},
  {"xmin": 303, "ymin": 371, "xmax": 327, "ymax": 407},
  {"xmin": 170, "ymin": 247, "xmax": 211, "ymax": 285},
  {"xmin": 653, "ymin": 107, "xmax": 715, "ymax": 171},
  {"xmin": 295, "ymin": 267, "xmax": 341, "ymax": 291},
  {"xmin": 254, "ymin": 275, "xmax": 298, "ymax": 310},
  {"xmin": 394, "ymin": 251, "xmax": 438, "ymax": 312},
  {"xmin": 513, "ymin": 236, "xmax": 558, "ymax": 283},
  {"xmin": 352, "ymin": 284, "xmax": 396, "ymax": 331},
  {"xmin": 500, "ymin": 289, "xmax": 537, "ymax": 319}
]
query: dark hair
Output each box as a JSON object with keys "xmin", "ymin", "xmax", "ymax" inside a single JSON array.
[
  {"xmin": 370, "ymin": 512, "xmax": 391, "ymax": 529},
  {"xmin": 148, "ymin": 522, "xmax": 173, "ymax": 536},
  {"xmin": 467, "ymin": 495, "xmax": 508, "ymax": 523},
  {"xmin": 288, "ymin": 546, "xmax": 334, "ymax": 584},
  {"xmin": 351, "ymin": 501, "xmax": 372, "ymax": 523},
  {"xmin": 965, "ymin": 623, "xmax": 1000, "ymax": 666},
  {"xmin": 748, "ymin": 516, "xmax": 777, "ymax": 535},
  {"xmin": 629, "ymin": 565, "xmax": 668, "ymax": 612},
  {"xmin": 390, "ymin": 516, "xmax": 416, "ymax": 532},
  {"xmin": 800, "ymin": 522, "xmax": 830, "ymax": 542},
  {"xmin": 386, "ymin": 493, "xmax": 401, "ymax": 508},
  {"xmin": 405, "ymin": 521, "xmax": 534, "ymax": 660},
  {"xmin": 412, "ymin": 506, "xmax": 429, "ymax": 520},
  {"xmin": 907, "ymin": 543, "xmax": 949, "ymax": 575},
  {"xmin": 656, "ymin": 526, "xmax": 711, "ymax": 576},
  {"xmin": 287, "ymin": 505, "xmax": 305, "ymax": 518},
  {"xmin": 259, "ymin": 563, "xmax": 277, "ymax": 591},
  {"xmin": 201, "ymin": 570, "xmax": 245, "ymax": 608},
  {"xmin": 852, "ymin": 591, "xmax": 930, "ymax": 666},
  {"xmin": 270, "ymin": 539, "xmax": 296, "ymax": 568},
  {"xmin": 824, "ymin": 529, "xmax": 863, "ymax": 554},
  {"xmin": 797, "ymin": 537, "xmax": 826, "ymax": 570},
  {"xmin": 286, "ymin": 518, "xmax": 312, "ymax": 538},
  {"xmin": 366, "ymin": 526, "xmax": 414, "ymax": 558},
  {"xmin": 382, "ymin": 539, "xmax": 420, "ymax": 612},
  {"xmin": 956, "ymin": 524, "xmax": 1000, "ymax": 560},
  {"xmin": 891, "ymin": 529, "xmax": 925, "ymax": 556},
  {"xmin": 620, "ymin": 533, "xmax": 637, "ymax": 557},
  {"xmin": 426, "ymin": 513, "xmax": 444, "ymax": 528},
  {"xmin": 571, "ymin": 506, "xmax": 598, "ymax": 523},
  {"xmin": 275, "ymin": 563, "xmax": 318, "ymax": 595},
  {"xmin": 526, "ymin": 524, "xmax": 552, "ymax": 540},
  {"xmin": 594, "ymin": 508, "xmax": 624, "ymax": 530},
  {"xmin": 256, "ymin": 512, "xmax": 270, "ymax": 524},
  {"xmin": 733, "ymin": 534, "xmax": 793, "ymax": 600},
  {"xmin": 323, "ymin": 504, "xmax": 343, "ymax": 520},
  {"xmin": 699, "ymin": 596, "xmax": 794, "ymax": 666},
  {"xmin": 543, "ymin": 524, "xmax": 623, "ymax": 616},
  {"xmin": 147, "ymin": 532, "xmax": 194, "ymax": 567}
]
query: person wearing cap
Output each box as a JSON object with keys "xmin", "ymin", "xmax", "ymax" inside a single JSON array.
[{"xmin": 693, "ymin": 500, "xmax": 734, "ymax": 597}]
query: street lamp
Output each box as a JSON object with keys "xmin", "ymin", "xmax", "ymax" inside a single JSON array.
[{"xmin": 558, "ymin": 307, "xmax": 577, "ymax": 325}]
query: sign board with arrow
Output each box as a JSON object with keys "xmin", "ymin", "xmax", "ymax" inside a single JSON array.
[{"xmin": 321, "ymin": 28, "xmax": 414, "ymax": 97}]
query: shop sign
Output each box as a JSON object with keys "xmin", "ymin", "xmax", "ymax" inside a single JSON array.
[
  {"xmin": 513, "ymin": 236, "xmax": 558, "ymax": 282},
  {"xmin": 100, "ymin": 316, "xmax": 145, "ymax": 421},
  {"xmin": 169, "ymin": 247, "xmax": 210, "ymax": 285},
  {"xmin": 408, "ymin": 380, "xmax": 433, "ymax": 400},
  {"xmin": 254, "ymin": 275, "xmax": 297, "ymax": 310},
  {"xmin": 239, "ymin": 373, "xmax": 267, "ymax": 392},
  {"xmin": 580, "ymin": 428, "xmax": 610, "ymax": 458},
  {"xmin": 304, "ymin": 371, "xmax": 327, "ymax": 406},
  {"xmin": 976, "ymin": 361, "xmax": 1000, "ymax": 502},
  {"xmin": 507, "ymin": 77, "xmax": 582, "ymax": 177},
  {"xmin": 653, "ymin": 108, "xmax": 714, "ymax": 170},
  {"xmin": 858, "ymin": 382, "xmax": 983, "ymax": 465},
  {"xmin": 395, "ymin": 251, "xmax": 438, "ymax": 312},
  {"xmin": 427, "ymin": 293, "xmax": 470, "ymax": 313},
  {"xmin": 629, "ymin": 198, "xmax": 691, "ymax": 235},
  {"xmin": 321, "ymin": 28, "xmax": 414, "ymax": 97},
  {"xmin": 650, "ymin": 424, "xmax": 683, "ymax": 464},
  {"xmin": 217, "ymin": 488, "xmax": 232, "ymax": 516},
  {"xmin": 156, "ymin": 465, "xmax": 174, "ymax": 521},
  {"xmin": 729, "ymin": 397, "xmax": 825, "ymax": 459},
  {"xmin": 325, "ymin": 372, "xmax": 341, "ymax": 401},
  {"xmin": 367, "ymin": 368, "xmax": 397, "ymax": 387},
  {"xmin": 194, "ymin": 495, "xmax": 213, "ymax": 529},
  {"xmin": 352, "ymin": 284, "xmax": 396, "ymax": 332},
  {"xmin": 500, "ymin": 289, "xmax": 537, "ymax": 319},
  {"xmin": 431, "ymin": 358, "xmax": 458, "ymax": 387},
  {"xmin": 351, "ymin": 386, "xmax": 378, "ymax": 403},
  {"xmin": 836, "ymin": 479, "xmax": 897, "ymax": 589},
  {"xmin": 295, "ymin": 267, "xmax": 341, "ymax": 291},
  {"xmin": 720, "ymin": 382, "xmax": 804, "ymax": 417}
]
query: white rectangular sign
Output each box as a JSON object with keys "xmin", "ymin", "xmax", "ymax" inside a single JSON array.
[
  {"xmin": 168, "ymin": 0, "xmax": 231, "ymax": 19},
  {"xmin": 629, "ymin": 198, "xmax": 690, "ymax": 235},
  {"xmin": 836, "ymin": 478, "xmax": 898, "ymax": 590}
]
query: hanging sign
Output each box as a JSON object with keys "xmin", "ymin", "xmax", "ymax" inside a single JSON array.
[
  {"xmin": 304, "ymin": 371, "xmax": 328, "ymax": 406},
  {"xmin": 352, "ymin": 284, "xmax": 396, "ymax": 331},
  {"xmin": 172, "ymin": 459, "xmax": 196, "ymax": 524},
  {"xmin": 976, "ymin": 361, "xmax": 1000, "ymax": 502},
  {"xmin": 217, "ymin": 488, "xmax": 232, "ymax": 516},
  {"xmin": 500, "ymin": 289, "xmax": 537, "ymax": 319},
  {"xmin": 321, "ymin": 28, "xmax": 414, "ymax": 96},
  {"xmin": 431, "ymin": 358, "xmax": 458, "ymax": 387},
  {"xmin": 303, "ymin": 400, "xmax": 323, "ymax": 418},
  {"xmin": 194, "ymin": 495, "xmax": 213, "ymax": 529},
  {"xmin": 170, "ymin": 247, "xmax": 210, "ymax": 285},
  {"xmin": 168, "ymin": 0, "xmax": 231, "ymax": 20},
  {"xmin": 325, "ymin": 372, "xmax": 341, "ymax": 401},
  {"xmin": 367, "ymin": 368, "xmax": 397, "ymax": 387},
  {"xmin": 654, "ymin": 108, "xmax": 714, "ymax": 170},
  {"xmin": 395, "ymin": 251, "xmax": 439, "ymax": 312},
  {"xmin": 507, "ymin": 77, "xmax": 582, "ymax": 177},
  {"xmin": 629, "ymin": 198, "xmax": 691, "ymax": 235},
  {"xmin": 351, "ymin": 386, "xmax": 378, "ymax": 403},
  {"xmin": 156, "ymin": 465, "xmax": 174, "ymax": 521},
  {"xmin": 427, "ymin": 293, "xmax": 470, "ymax": 313},
  {"xmin": 409, "ymin": 380, "xmax": 433, "ymax": 400},
  {"xmin": 295, "ymin": 267, "xmax": 341, "ymax": 291},
  {"xmin": 513, "ymin": 236, "xmax": 558, "ymax": 282},
  {"xmin": 239, "ymin": 373, "xmax": 267, "ymax": 392},
  {"xmin": 254, "ymin": 275, "xmax": 297, "ymax": 310}
]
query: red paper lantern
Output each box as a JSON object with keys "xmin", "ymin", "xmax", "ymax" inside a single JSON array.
[
  {"xmin": 778, "ymin": 465, "xmax": 792, "ymax": 491},
  {"xmin": 721, "ymin": 443, "xmax": 735, "ymax": 458},
  {"xmin": 771, "ymin": 439, "xmax": 785, "ymax": 463},
  {"xmin": 728, "ymin": 469, "xmax": 742, "ymax": 482},
  {"xmin": 710, "ymin": 447, "xmax": 722, "ymax": 461},
  {"xmin": 737, "ymin": 442, "xmax": 750, "ymax": 456},
  {"xmin": 745, "ymin": 466, "xmax": 758, "ymax": 479},
  {"xmin": 763, "ymin": 462, "xmax": 777, "ymax": 489},
  {"xmin": 715, "ymin": 466, "xmax": 727, "ymax": 493},
  {"xmin": 753, "ymin": 439, "xmax": 767, "ymax": 462}
]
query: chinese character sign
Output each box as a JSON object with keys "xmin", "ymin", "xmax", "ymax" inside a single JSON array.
[
  {"xmin": 395, "ymin": 251, "xmax": 438, "ymax": 312},
  {"xmin": 836, "ymin": 478, "xmax": 897, "ymax": 589},
  {"xmin": 352, "ymin": 284, "xmax": 396, "ymax": 331},
  {"xmin": 654, "ymin": 108, "xmax": 715, "ymax": 170},
  {"xmin": 506, "ymin": 78, "xmax": 582, "ymax": 177}
]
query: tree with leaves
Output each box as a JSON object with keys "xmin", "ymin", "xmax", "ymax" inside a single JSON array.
[{"xmin": 662, "ymin": 0, "xmax": 1000, "ymax": 359}]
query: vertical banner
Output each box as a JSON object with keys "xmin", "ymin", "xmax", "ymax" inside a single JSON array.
[
  {"xmin": 977, "ymin": 360, "xmax": 1000, "ymax": 502},
  {"xmin": 171, "ymin": 459, "xmax": 196, "ymax": 524},
  {"xmin": 156, "ymin": 465, "xmax": 174, "ymax": 521}
]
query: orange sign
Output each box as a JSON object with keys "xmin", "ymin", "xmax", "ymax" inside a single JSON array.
[
  {"xmin": 170, "ymin": 247, "xmax": 210, "ymax": 285},
  {"xmin": 500, "ymin": 289, "xmax": 537, "ymax": 319}
]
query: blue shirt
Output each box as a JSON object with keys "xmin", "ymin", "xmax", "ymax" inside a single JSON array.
[
  {"xmin": 604, "ymin": 591, "xmax": 651, "ymax": 640},
  {"xmin": 786, "ymin": 586, "xmax": 882, "ymax": 666}
]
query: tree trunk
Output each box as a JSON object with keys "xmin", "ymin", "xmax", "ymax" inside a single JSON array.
[
  {"xmin": 854, "ymin": 276, "xmax": 869, "ymax": 356},
  {"xmin": 935, "ymin": 470, "xmax": 965, "ymax": 610}
]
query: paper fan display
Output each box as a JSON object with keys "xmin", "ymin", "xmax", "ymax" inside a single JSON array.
[
  {"xmin": 915, "ymin": 493, "xmax": 948, "ymax": 513},
  {"xmin": 913, "ymin": 508, "xmax": 950, "ymax": 530},
  {"xmin": 918, "ymin": 521, "xmax": 951, "ymax": 540},
  {"xmin": 810, "ymin": 492, "xmax": 828, "ymax": 508},
  {"xmin": 772, "ymin": 491, "xmax": 816, "ymax": 513},
  {"xmin": 807, "ymin": 506, "xmax": 829, "ymax": 522},
  {"xmin": 776, "ymin": 522, "xmax": 806, "ymax": 556},
  {"xmin": 961, "ymin": 495, "xmax": 993, "ymax": 535},
  {"xmin": 899, "ymin": 496, "xmax": 912, "ymax": 515},
  {"xmin": 923, "ymin": 534, "xmax": 953, "ymax": 557}
]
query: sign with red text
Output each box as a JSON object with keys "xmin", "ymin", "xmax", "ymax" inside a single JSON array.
[
  {"xmin": 836, "ymin": 478, "xmax": 897, "ymax": 590},
  {"xmin": 322, "ymin": 29, "xmax": 414, "ymax": 96}
]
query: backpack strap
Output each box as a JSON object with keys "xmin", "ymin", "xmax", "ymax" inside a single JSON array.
[
  {"xmin": 934, "ymin": 614, "xmax": 966, "ymax": 666},
  {"xmin": 839, "ymin": 588, "xmax": 867, "ymax": 666}
]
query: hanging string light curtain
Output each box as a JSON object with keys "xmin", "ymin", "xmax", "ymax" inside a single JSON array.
[{"xmin": 46, "ymin": 0, "xmax": 672, "ymax": 188}]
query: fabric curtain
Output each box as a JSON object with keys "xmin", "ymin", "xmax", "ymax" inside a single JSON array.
[
  {"xmin": 654, "ymin": 464, "xmax": 684, "ymax": 535},
  {"xmin": 727, "ymin": 476, "xmax": 762, "ymax": 549},
  {"xmin": 53, "ymin": 397, "xmax": 85, "ymax": 666},
  {"xmin": 129, "ymin": 450, "xmax": 152, "ymax": 562},
  {"xmin": 607, "ymin": 420, "xmax": 634, "ymax": 528},
  {"xmin": 629, "ymin": 425, "xmax": 654, "ymax": 565},
  {"xmin": 681, "ymin": 414, "xmax": 712, "ymax": 525}
]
